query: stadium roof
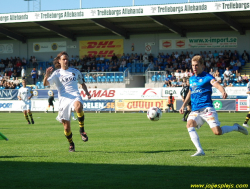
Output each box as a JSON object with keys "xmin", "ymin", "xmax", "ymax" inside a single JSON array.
[{"xmin": 0, "ymin": 0, "xmax": 249, "ymax": 43}]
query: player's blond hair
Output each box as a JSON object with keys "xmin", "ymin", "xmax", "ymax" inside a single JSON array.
[
  {"xmin": 53, "ymin": 51, "xmax": 69, "ymax": 69},
  {"xmin": 192, "ymin": 55, "xmax": 204, "ymax": 65}
]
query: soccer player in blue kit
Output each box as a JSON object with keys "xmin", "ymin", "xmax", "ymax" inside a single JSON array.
[{"xmin": 179, "ymin": 55, "xmax": 248, "ymax": 156}]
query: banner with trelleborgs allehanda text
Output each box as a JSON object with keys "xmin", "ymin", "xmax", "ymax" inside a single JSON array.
[
  {"xmin": 79, "ymin": 39, "xmax": 123, "ymax": 59},
  {"xmin": 33, "ymin": 41, "xmax": 66, "ymax": 52}
]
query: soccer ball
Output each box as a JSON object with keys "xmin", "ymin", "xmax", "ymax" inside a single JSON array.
[{"xmin": 147, "ymin": 107, "xmax": 162, "ymax": 121}]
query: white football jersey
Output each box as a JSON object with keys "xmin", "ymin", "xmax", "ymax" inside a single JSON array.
[
  {"xmin": 247, "ymin": 82, "xmax": 250, "ymax": 98},
  {"xmin": 47, "ymin": 68, "xmax": 84, "ymax": 99},
  {"xmin": 18, "ymin": 87, "xmax": 33, "ymax": 101}
]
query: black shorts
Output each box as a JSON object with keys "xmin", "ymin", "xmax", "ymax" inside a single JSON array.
[
  {"xmin": 187, "ymin": 101, "xmax": 191, "ymax": 106},
  {"xmin": 49, "ymin": 102, "xmax": 54, "ymax": 106}
]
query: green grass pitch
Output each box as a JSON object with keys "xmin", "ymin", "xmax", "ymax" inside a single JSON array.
[{"xmin": 0, "ymin": 112, "xmax": 249, "ymax": 189}]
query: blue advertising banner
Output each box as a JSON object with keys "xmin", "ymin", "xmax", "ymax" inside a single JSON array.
[
  {"xmin": 82, "ymin": 100, "xmax": 115, "ymax": 111},
  {"xmin": 0, "ymin": 89, "xmax": 18, "ymax": 100},
  {"xmin": 0, "ymin": 89, "xmax": 58, "ymax": 100},
  {"xmin": 176, "ymin": 99, "xmax": 236, "ymax": 111},
  {"xmin": 32, "ymin": 90, "xmax": 58, "ymax": 99}
]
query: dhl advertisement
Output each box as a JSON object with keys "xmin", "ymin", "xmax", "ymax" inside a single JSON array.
[
  {"xmin": 79, "ymin": 39, "xmax": 123, "ymax": 58},
  {"xmin": 115, "ymin": 99, "xmax": 176, "ymax": 111}
]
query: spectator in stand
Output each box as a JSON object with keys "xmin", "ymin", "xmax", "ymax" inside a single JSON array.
[
  {"xmin": 91, "ymin": 67, "xmax": 97, "ymax": 72},
  {"xmin": 219, "ymin": 50, "xmax": 224, "ymax": 59},
  {"xmin": 14, "ymin": 77, "xmax": 20, "ymax": 87},
  {"xmin": 108, "ymin": 62, "xmax": 113, "ymax": 72},
  {"xmin": 208, "ymin": 51, "xmax": 213, "ymax": 59},
  {"xmin": 31, "ymin": 67, "xmax": 37, "ymax": 85},
  {"xmin": 100, "ymin": 55, "xmax": 105, "ymax": 63},
  {"xmin": 148, "ymin": 53, "xmax": 154, "ymax": 62},
  {"xmin": 16, "ymin": 60, "xmax": 22, "ymax": 68},
  {"xmin": 209, "ymin": 68, "xmax": 215, "ymax": 76},
  {"xmin": 236, "ymin": 59, "xmax": 242, "ymax": 72},
  {"xmin": 0, "ymin": 61, "xmax": 4, "ymax": 70},
  {"xmin": 38, "ymin": 67, "xmax": 44, "ymax": 82},
  {"xmin": 233, "ymin": 50, "xmax": 239, "ymax": 59},
  {"xmin": 86, "ymin": 66, "xmax": 91, "ymax": 73},
  {"xmin": 215, "ymin": 73, "xmax": 222, "ymax": 84},
  {"xmin": 133, "ymin": 53, "xmax": 139, "ymax": 63},
  {"xmin": 228, "ymin": 50, "xmax": 233, "ymax": 59},
  {"xmin": 81, "ymin": 62, "xmax": 87, "ymax": 72},
  {"xmin": 101, "ymin": 66, "xmax": 105, "ymax": 72},
  {"xmin": 111, "ymin": 53, "xmax": 118, "ymax": 62},
  {"xmin": 143, "ymin": 53, "xmax": 148, "ymax": 65},
  {"xmin": 205, "ymin": 60, "xmax": 211, "ymax": 70},
  {"xmin": 232, "ymin": 63, "xmax": 239, "ymax": 74},
  {"xmin": 223, "ymin": 82, "xmax": 228, "ymax": 87},
  {"xmin": 125, "ymin": 53, "xmax": 130, "ymax": 62},
  {"xmin": 139, "ymin": 53, "xmax": 143, "ymax": 63},
  {"xmin": 3, "ymin": 72, "xmax": 9, "ymax": 80},
  {"xmin": 11, "ymin": 70, "xmax": 18, "ymax": 80},
  {"xmin": 213, "ymin": 50, "xmax": 219, "ymax": 58},
  {"xmin": 242, "ymin": 74, "xmax": 249, "ymax": 84},
  {"xmin": 204, "ymin": 55, "xmax": 210, "ymax": 62},
  {"xmin": 48, "ymin": 56, "xmax": 54, "ymax": 66},
  {"xmin": 189, "ymin": 51, "xmax": 194, "ymax": 59},
  {"xmin": 223, "ymin": 67, "xmax": 233, "ymax": 84},
  {"xmin": 120, "ymin": 59, "xmax": 126, "ymax": 68},
  {"xmin": 112, "ymin": 61, "xmax": 119, "ymax": 71},
  {"xmin": 22, "ymin": 57, "xmax": 27, "ymax": 68},
  {"xmin": 229, "ymin": 59, "xmax": 235, "ymax": 69},
  {"xmin": 70, "ymin": 55, "xmax": 75, "ymax": 62},
  {"xmin": 32, "ymin": 56, "xmax": 38, "ymax": 68},
  {"xmin": 17, "ymin": 66, "xmax": 22, "ymax": 77},
  {"xmin": 120, "ymin": 53, "xmax": 126, "ymax": 60},
  {"xmin": 104, "ymin": 62, "xmax": 109, "ymax": 72},
  {"xmin": 242, "ymin": 50, "xmax": 249, "ymax": 62},
  {"xmin": 164, "ymin": 74, "xmax": 170, "ymax": 86},
  {"xmin": 236, "ymin": 73, "xmax": 243, "ymax": 84}
]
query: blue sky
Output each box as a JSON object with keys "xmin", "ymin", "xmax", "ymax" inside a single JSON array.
[{"xmin": 0, "ymin": 0, "xmax": 223, "ymax": 14}]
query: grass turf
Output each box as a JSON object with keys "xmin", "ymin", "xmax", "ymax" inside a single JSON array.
[{"xmin": 0, "ymin": 112, "xmax": 249, "ymax": 189}]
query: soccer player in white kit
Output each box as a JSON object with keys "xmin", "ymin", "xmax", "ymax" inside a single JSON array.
[
  {"xmin": 43, "ymin": 51, "xmax": 91, "ymax": 152},
  {"xmin": 17, "ymin": 79, "xmax": 35, "ymax": 124},
  {"xmin": 243, "ymin": 81, "xmax": 250, "ymax": 127}
]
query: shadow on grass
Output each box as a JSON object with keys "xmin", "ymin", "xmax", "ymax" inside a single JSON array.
[
  {"xmin": 0, "ymin": 161, "xmax": 249, "ymax": 189},
  {"xmin": 75, "ymin": 149, "xmax": 194, "ymax": 154}
]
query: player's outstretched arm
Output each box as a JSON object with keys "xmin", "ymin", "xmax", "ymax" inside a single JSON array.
[
  {"xmin": 81, "ymin": 83, "xmax": 91, "ymax": 99},
  {"xmin": 43, "ymin": 67, "xmax": 53, "ymax": 86},
  {"xmin": 213, "ymin": 81, "xmax": 227, "ymax": 99}
]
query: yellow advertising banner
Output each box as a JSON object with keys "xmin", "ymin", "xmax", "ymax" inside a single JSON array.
[
  {"xmin": 115, "ymin": 99, "xmax": 176, "ymax": 111},
  {"xmin": 79, "ymin": 39, "xmax": 124, "ymax": 59}
]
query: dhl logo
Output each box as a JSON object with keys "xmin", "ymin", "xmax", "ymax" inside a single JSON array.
[
  {"xmin": 87, "ymin": 50, "xmax": 115, "ymax": 57},
  {"xmin": 81, "ymin": 41, "xmax": 121, "ymax": 49}
]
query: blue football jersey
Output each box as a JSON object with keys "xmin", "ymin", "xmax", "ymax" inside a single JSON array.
[{"xmin": 189, "ymin": 71, "xmax": 215, "ymax": 111}]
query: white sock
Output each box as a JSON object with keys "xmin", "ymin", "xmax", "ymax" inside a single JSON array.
[
  {"xmin": 188, "ymin": 127, "xmax": 203, "ymax": 152},
  {"xmin": 221, "ymin": 125, "xmax": 238, "ymax": 135}
]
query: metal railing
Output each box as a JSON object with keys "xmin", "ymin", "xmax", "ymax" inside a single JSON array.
[
  {"xmin": 145, "ymin": 71, "xmax": 166, "ymax": 83},
  {"xmin": 81, "ymin": 71, "xmax": 126, "ymax": 83}
]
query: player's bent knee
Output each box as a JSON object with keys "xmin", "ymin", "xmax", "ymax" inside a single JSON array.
[
  {"xmin": 212, "ymin": 126, "xmax": 222, "ymax": 135},
  {"xmin": 186, "ymin": 120, "xmax": 196, "ymax": 129}
]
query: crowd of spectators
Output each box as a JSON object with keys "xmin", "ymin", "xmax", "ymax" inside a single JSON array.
[
  {"xmin": 161, "ymin": 49, "xmax": 249, "ymax": 88},
  {"xmin": 0, "ymin": 49, "xmax": 249, "ymax": 89}
]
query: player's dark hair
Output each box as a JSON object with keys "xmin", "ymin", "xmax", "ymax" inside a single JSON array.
[
  {"xmin": 53, "ymin": 51, "xmax": 69, "ymax": 69},
  {"xmin": 192, "ymin": 55, "xmax": 204, "ymax": 65}
]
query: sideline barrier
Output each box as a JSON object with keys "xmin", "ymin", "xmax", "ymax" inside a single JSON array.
[
  {"xmin": 1, "ymin": 87, "xmax": 247, "ymax": 100},
  {"xmin": 0, "ymin": 87, "xmax": 248, "ymax": 112},
  {"xmin": 0, "ymin": 99, "xmax": 244, "ymax": 112}
]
